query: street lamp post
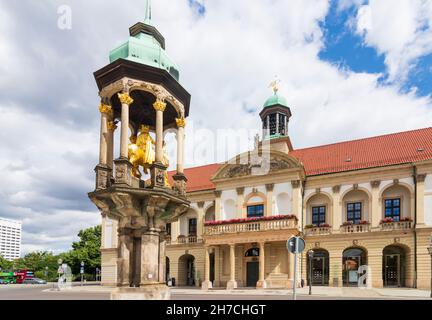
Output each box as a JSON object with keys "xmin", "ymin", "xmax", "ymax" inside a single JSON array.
[
  {"xmin": 428, "ymin": 242, "xmax": 432, "ymax": 299},
  {"xmin": 308, "ymin": 250, "xmax": 314, "ymax": 295}
]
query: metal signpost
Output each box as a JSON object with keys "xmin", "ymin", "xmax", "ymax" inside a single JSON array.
[
  {"xmin": 287, "ymin": 236, "xmax": 305, "ymax": 300},
  {"xmin": 80, "ymin": 261, "xmax": 85, "ymax": 286},
  {"xmin": 308, "ymin": 250, "xmax": 314, "ymax": 295}
]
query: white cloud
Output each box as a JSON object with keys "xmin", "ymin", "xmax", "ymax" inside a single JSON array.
[
  {"xmin": 355, "ymin": 0, "xmax": 432, "ymax": 83},
  {"xmin": 0, "ymin": 0, "xmax": 431, "ymax": 253}
]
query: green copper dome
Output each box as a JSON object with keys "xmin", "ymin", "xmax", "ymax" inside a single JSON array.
[
  {"xmin": 263, "ymin": 92, "xmax": 288, "ymax": 108},
  {"xmin": 109, "ymin": 2, "xmax": 180, "ymax": 82}
]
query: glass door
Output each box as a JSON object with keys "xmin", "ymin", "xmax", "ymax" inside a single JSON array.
[
  {"xmin": 343, "ymin": 256, "xmax": 361, "ymax": 286},
  {"xmin": 384, "ymin": 254, "xmax": 400, "ymax": 287}
]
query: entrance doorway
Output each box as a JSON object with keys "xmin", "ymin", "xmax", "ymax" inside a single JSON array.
[
  {"xmin": 209, "ymin": 253, "xmax": 215, "ymax": 283},
  {"xmin": 178, "ymin": 254, "xmax": 195, "ymax": 286},
  {"xmin": 307, "ymin": 249, "xmax": 329, "ymax": 286},
  {"xmin": 246, "ymin": 261, "xmax": 259, "ymax": 287},
  {"xmin": 383, "ymin": 245, "xmax": 406, "ymax": 287},
  {"xmin": 342, "ymin": 247, "xmax": 367, "ymax": 287}
]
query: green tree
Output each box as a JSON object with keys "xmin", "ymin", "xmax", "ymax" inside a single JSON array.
[
  {"xmin": 62, "ymin": 225, "xmax": 101, "ymax": 278},
  {"xmin": 0, "ymin": 255, "xmax": 13, "ymax": 271}
]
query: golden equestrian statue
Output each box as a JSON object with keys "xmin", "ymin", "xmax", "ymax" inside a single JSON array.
[
  {"xmin": 128, "ymin": 125, "xmax": 155, "ymax": 178},
  {"xmin": 128, "ymin": 124, "xmax": 170, "ymax": 187}
]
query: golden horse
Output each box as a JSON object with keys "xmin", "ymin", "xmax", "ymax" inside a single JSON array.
[
  {"xmin": 128, "ymin": 125, "xmax": 170, "ymax": 187},
  {"xmin": 128, "ymin": 125, "xmax": 155, "ymax": 179}
]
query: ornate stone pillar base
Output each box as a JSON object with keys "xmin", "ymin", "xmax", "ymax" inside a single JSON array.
[
  {"xmin": 95, "ymin": 164, "xmax": 111, "ymax": 190},
  {"xmin": 226, "ymin": 280, "xmax": 238, "ymax": 290},
  {"xmin": 110, "ymin": 284, "xmax": 170, "ymax": 300},
  {"xmin": 201, "ymin": 280, "xmax": 213, "ymax": 290},
  {"xmin": 286, "ymin": 279, "xmax": 301, "ymax": 288},
  {"xmin": 114, "ymin": 158, "xmax": 133, "ymax": 186},
  {"xmin": 256, "ymin": 280, "xmax": 267, "ymax": 289},
  {"xmin": 150, "ymin": 162, "xmax": 167, "ymax": 188},
  {"xmin": 172, "ymin": 173, "xmax": 188, "ymax": 196}
]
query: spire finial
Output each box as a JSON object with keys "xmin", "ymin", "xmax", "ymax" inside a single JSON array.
[
  {"xmin": 144, "ymin": 0, "xmax": 152, "ymax": 24},
  {"xmin": 269, "ymin": 76, "xmax": 281, "ymax": 94}
]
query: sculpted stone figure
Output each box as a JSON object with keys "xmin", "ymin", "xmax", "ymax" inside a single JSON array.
[{"xmin": 128, "ymin": 125, "xmax": 155, "ymax": 178}]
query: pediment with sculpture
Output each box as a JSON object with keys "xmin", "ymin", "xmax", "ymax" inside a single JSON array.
[{"xmin": 212, "ymin": 150, "xmax": 304, "ymax": 181}]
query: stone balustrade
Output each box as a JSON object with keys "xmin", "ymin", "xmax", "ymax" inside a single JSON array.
[
  {"xmin": 304, "ymin": 226, "xmax": 332, "ymax": 236},
  {"xmin": 166, "ymin": 235, "xmax": 201, "ymax": 245},
  {"xmin": 340, "ymin": 223, "xmax": 371, "ymax": 233},
  {"xmin": 380, "ymin": 221, "xmax": 412, "ymax": 231},
  {"xmin": 204, "ymin": 216, "xmax": 298, "ymax": 236}
]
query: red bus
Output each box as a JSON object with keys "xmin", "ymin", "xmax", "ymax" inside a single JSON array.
[{"xmin": 14, "ymin": 270, "xmax": 34, "ymax": 284}]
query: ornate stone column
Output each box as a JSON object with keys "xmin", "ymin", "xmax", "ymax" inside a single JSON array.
[
  {"xmin": 150, "ymin": 98, "xmax": 168, "ymax": 188},
  {"xmin": 153, "ymin": 98, "xmax": 166, "ymax": 163},
  {"xmin": 197, "ymin": 202, "xmax": 205, "ymax": 240},
  {"xmin": 141, "ymin": 229, "xmax": 160, "ymax": 285},
  {"xmin": 202, "ymin": 246, "xmax": 213, "ymax": 290},
  {"xmin": 95, "ymin": 102, "xmax": 113, "ymax": 190},
  {"xmin": 288, "ymin": 251, "xmax": 294, "ymax": 285},
  {"xmin": 416, "ymin": 174, "xmax": 426, "ymax": 225},
  {"xmin": 172, "ymin": 117, "xmax": 188, "ymax": 195},
  {"xmin": 227, "ymin": 244, "xmax": 237, "ymax": 289},
  {"xmin": 114, "ymin": 92, "xmax": 134, "ymax": 187},
  {"xmin": 257, "ymin": 242, "xmax": 267, "ymax": 288},
  {"xmin": 291, "ymin": 180, "xmax": 302, "ymax": 223},
  {"xmin": 370, "ymin": 181, "xmax": 381, "ymax": 229},
  {"xmin": 117, "ymin": 230, "xmax": 132, "ymax": 287},
  {"xmin": 214, "ymin": 191, "xmax": 222, "ymax": 221},
  {"xmin": 236, "ymin": 187, "xmax": 245, "ymax": 218},
  {"xmin": 118, "ymin": 92, "xmax": 133, "ymax": 159},
  {"xmin": 332, "ymin": 185, "xmax": 342, "ymax": 232},
  {"xmin": 265, "ymin": 184, "xmax": 274, "ymax": 216},
  {"xmin": 107, "ymin": 120, "xmax": 117, "ymax": 170}
]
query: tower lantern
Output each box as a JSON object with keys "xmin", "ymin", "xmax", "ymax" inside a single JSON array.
[
  {"xmin": 259, "ymin": 80, "xmax": 293, "ymax": 153},
  {"xmin": 88, "ymin": 0, "xmax": 191, "ymax": 300}
]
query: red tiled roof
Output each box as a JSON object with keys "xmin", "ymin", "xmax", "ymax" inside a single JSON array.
[
  {"xmin": 168, "ymin": 163, "xmax": 223, "ymax": 192},
  {"xmin": 170, "ymin": 127, "xmax": 432, "ymax": 192},
  {"xmin": 290, "ymin": 127, "xmax": 432, "ymax": 175}
]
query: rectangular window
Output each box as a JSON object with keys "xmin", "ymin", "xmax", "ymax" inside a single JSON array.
[
  {"xmin": 384, "ymin": 198, "xmax": 401, "ymax": 221},
  {"xmin": 347, "ymin": 202, "xmax": 362, "ymax": 224},
  {"xmin": 312, "ymin": 206, "xmax": 326, "ymax": 226},
  {"xmin": 166, "ymin": 223, "xmax": 171, "ymax": 237},
  {"xmin": 188, "ymin": 218, "xmax": 197, "ymax": 236},
  {"xmin": 247, "ymin": 204, "xmax": 264, "ymax": 218}
]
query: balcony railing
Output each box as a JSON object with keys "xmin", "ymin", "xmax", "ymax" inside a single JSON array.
[
  {"xmin": 204, "ymin": 215, "xmax": 298, "ymax": 236},
  {"xmin": 380, "ymin": 221, "xmax": 412, "ymax": 231},
  {"xmin": 166, "ymin": 235, "xmax": 202, "ymax": 245},
  {"xmin": 340, "ymin": 223, "xmax": 371, "ymax": 233},
  {"xmin": 304, "ymin": 226, "xmax": 332, "ymax": 236}
]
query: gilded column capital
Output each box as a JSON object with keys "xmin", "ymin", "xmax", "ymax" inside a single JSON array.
[
  {"xmin": 107, "ymin": 121, "xmax": 118, "ymax": 131},
  {"xmin": 99, "ymin": 103, "xmax": 113, "ymax": 115},
  {"xmin": 175, "ymin": 117, "xmax": 186, "ymax": 128},
  {"xmin": 118, "ymin": 92, "xmax": 134, "ymax": 105},
  {"xmin": 153, "ymin": 99, "xmax": 167, "ymax": 112}
]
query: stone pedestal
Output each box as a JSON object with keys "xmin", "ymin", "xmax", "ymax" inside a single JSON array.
[
  {"xmin": 95, "ymin": 164, "xmax": 111, "ymax": 190},
  {"xmin": 111, "ymin": 284, "xmax": 170, "ymax": 300},
  {"xmin": 226, "ymin": 280, "xmax": 238, "ymax": 290},
  {"xmin": 256, "ymin": 280, "xmax": 267, "ymax": 288},
  {"xmin": 114, "ymin": 158, "xmax": 133, "ymax": 186},
  {"xmin": 201, "ymin": 280, "xmax": 213, "ymax": 290},
  {"xmin": 150, "ymin": 162, "xmax": 167, "ymax": 188},
  {"xmin": 172, "ymin": 173, "xmax": 188, "ymax": 196}
]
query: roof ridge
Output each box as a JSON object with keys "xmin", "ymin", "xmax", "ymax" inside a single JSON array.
[{"xmin": 291, "ymin": 127, "xmax": 432, "ymax": 153}]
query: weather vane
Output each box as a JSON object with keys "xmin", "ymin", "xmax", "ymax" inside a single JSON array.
[{"xmin": 269, "ymin": 76, "xmax": 281, "ymax": 94}]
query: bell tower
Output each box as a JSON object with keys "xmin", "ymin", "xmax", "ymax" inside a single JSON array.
[
  {"xmin": 259, "ymin": 80, "xmax": 294, "ymax": 153},
  {"xmin": 88, "ymin": 0, "xmax": 191, "ymax": 300}
]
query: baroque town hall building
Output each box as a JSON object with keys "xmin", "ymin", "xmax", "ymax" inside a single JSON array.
[{"xmin": 97, "ymin": 8, "xmax": 432, "ymax": 290}]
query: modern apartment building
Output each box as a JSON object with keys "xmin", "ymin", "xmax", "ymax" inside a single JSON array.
[{"xmin": 0, "ymin": 218, "xmax": 22, "ymax": 261}]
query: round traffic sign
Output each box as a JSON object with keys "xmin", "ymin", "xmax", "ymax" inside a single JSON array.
[{"xmin": 287, "ymin": 236, "xmax": 305, "ymax": 254}]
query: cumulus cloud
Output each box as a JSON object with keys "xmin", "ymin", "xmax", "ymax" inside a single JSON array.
[
  {"xmin": 0, "ymin": 0, "xmax": 431, "ymax": 253},
  {"xmin": 354, "ymin": 0, "xmax": 432, "ymax": 83}
]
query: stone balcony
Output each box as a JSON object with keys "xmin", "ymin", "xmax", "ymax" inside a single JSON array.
[
  {"xmin": 204, "ymin": 215, "xmax": 298, "ymax": 236},
  {"xmin": 166, "ymin": 235, "xmax": 203, "ymax": 245},
  {"xmin": 340, "ymin": 223, "xmax": 371, "ymax": 233},
  {"xmin": 304, "ymin": 225, "xmax": 332, "ymax": 236},
  {"xmin": 379, "ymin": 220, "xmax": 412, "ymax": 231}
]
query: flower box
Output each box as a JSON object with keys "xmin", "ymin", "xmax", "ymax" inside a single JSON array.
[{"xmin": 204, "ymin": 214, "xmax": 297, "ymax": 227}]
